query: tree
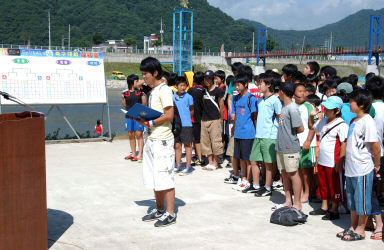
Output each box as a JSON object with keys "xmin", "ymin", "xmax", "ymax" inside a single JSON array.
[
  {"xmin": 245, "ymin": 44, "xmax": 252, "ymax": 52},
  {"xmin": 193, "ymin": 39, "xmax": 203, "ymax": 51},
  {"xmin": 92, "ymin": 34, "xmax": 103, "ymax": 45},
  {"xmin": 124, "ymin": 36, "xmax": 137, "ymax": 46},
  {"xmin": 266, "ymin": 38, "xmax": 276, "ymax": 51},
  {"xmin": 79, "ymin": 38, "xmax": 91, "ymax": 48},
  {"xmin": 153, "ymin": 40, "xmax": 162, "ymax": 47}
]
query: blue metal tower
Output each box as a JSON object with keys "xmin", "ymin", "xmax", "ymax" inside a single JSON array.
[
  {"xmin": 173, "ymin": 9, "xmax": 193, "ymax": 76},
  {"xmin": 256, "ymin": 28, "xmax": 267, "ymax": 67},
  {"xmin": 368, "ymin": 15, "xmax": 381, "ymax": 66}
]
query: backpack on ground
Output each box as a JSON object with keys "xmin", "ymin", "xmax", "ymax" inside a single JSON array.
[{"xmin": 270, "ymin": 206, "xmax": 308, "ymax": 226}]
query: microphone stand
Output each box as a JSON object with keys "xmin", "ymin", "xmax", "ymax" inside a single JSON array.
[{"xmin": 0, "ymin": 92, "xmax": 37, "ymax": 117}]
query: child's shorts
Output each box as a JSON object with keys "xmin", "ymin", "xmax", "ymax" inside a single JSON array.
[
  {"xmin": 276, "ymin": 151, "xmax": 300, "ymax": 173},
  {"xmin": 346, "ymin": 170, "xmax": 373, "ymax": 215},
  {"xmin": 249, "ymin": 138, "xmax": 276, "ymax": 163},
  {"xmin": 317, "ymin": 164, "xmax": 343, "ymax": 202},
  {"xmin": 299, "ymin": 147, "xmax": 316, "ymax": 168},
  {"xmin": 226, "ymin": 136, "xmax": 235, "ymax": 157},
  {"xmin": 233, "ymin": 138, "xmax": 253, "ymax": 161},
  {"xmin": 175, "ymin": 127, "xmax": 194, "ymax": 144},
  {"xmin": 200, "ymin": 119, "xmax": 223, "ymax": 156},
  {"xmin": 125, "ymin": 118, "xmax": 144, "ymax": 131}
]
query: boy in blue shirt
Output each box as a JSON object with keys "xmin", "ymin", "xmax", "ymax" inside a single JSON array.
[
  {"xmin": 231, "ymin": 74, "xmax": 257, "ymax": 192},
  {"xmin": 173, "ymin": 76, "xmax": 194, "ymax": 175},
  {"xmin": 249, "ymin": 73, "xmax": 282, "ymax": 196}
]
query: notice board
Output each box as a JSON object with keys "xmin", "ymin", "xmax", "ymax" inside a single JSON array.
[{"xmin": 0, "ymin": 49, "xmax": 106, "ymax": 105}]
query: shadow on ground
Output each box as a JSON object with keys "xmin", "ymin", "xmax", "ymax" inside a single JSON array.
[
  {"xmin": 135, "ymin": 197, "xmax": 186, "ymax": 214},
  {"xmin": 47, "ymin": 208, "xmax": 74, "ymax": 248}
]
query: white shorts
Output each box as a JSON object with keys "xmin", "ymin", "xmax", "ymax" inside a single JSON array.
[{"xmin": 143, "ymin": 138, "xmax": 175, "ymax": 191}]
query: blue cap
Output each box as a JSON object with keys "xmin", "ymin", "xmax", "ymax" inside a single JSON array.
[{"xmin": 321, "ymin": 96, "xmax": 343, "ymax": 110}]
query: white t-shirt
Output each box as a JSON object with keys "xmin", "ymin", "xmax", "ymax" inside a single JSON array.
[
  {"xmin": 297, "ymin": 102, "xmax": 317, "ymax": 147},
  {"xmin": 314, "ymin": 117, "xmax": 349, "ymax": 168},
  {"xmin": 148, "ymin": 83, "xmax": 174, "ymax": 140},
  {"xmin": 372, "ymin": 101, "xmax": 384, "ymax": 156},
  {"xmin": 345, "ymin": 114, "xmax": 378, "ymax": 177}
]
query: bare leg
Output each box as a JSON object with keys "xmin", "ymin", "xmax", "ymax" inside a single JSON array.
[
  {"xmin": 281, "ymin": 170, "xmax": 293, "ymax": 207},
  {"xmin": 246, "ymin": 160, "xmax": 252, "ymax": 183},
  {"xmin": 174, "ymin": 142, "xmax": 182, "ymax": 167},
  {"xmin": 212, "ymin": 155, "xmax": 218, "ymax": 168},
  {"xmin": 136, "ymin": 131, "xmax": 144, "ymax": 158},
  {"xmin": 321, "ymin": 199, "xmax": 329, "ymax": 211},
  {"xmin": 289, "ymin": 171, "xmax": 303, "ymax": 210},
  {"xmin": 265, "ymin": 162, "xmax": 275, "ymax": 189},
  {"xmin": 330, "ymin": 201, "xmax": 339, "ymax": 213},
  {"xmin": 251, "ymin": 161, "xmax": 260, "ymax": 185},
  {"xmin": 239, "ymin": 159, "xmax": 247, "ymax": 181},
  {"xmin": 164, "ymin": 188, "xmax": 175, "ymax": 214},
  {"xmin": 232, "ymin": 157, "xmax": 239, "ymax": 176},
  {"xmin": 128, "ymin": 131, "xmax": 136, "ymax": 156},
  {"xmin": 373, "ymin": 213, "xmax": 384, "ymax": 235},
  {"xmin": 194, "ymin": 142, "xmax": 202, "ymax": 160},
  {"xmin": 154, "ymin": 190, "xmax": 165, "ymax": 210},
  {"xmin": 184, "ymin": 143, "xmax": 192, "ymax": 167}
]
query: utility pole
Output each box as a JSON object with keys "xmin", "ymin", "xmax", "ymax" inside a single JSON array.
[
  {"xmin": 300, "ymin": 35, "xmax": 306, "ymax": 64},
  {"xmin": 160, "ymin": 18, "xmax": 164, "ymax": 54},
  {"xmin": 252, "ymin": 32, "xmax": 254, "ymax": 54},
  {"xmin": 68, "ymin": 24, "xmax": 71, "ymax": 50},
  {"xmin": 329, "ymin": 32, "xmax": 333, "ymax": 53},
  {"xmin": 48, "ymin": 10, "xmax": 51, "ymax": 50}
]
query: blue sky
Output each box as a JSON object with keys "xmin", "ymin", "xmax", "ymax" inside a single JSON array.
[{"xmin": 207, "ymin": 0, "xmax": 384, "ymax": 30}]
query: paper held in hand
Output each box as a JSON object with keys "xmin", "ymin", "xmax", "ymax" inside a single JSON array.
[{"xmin": 123, "ymin": 103, "xmax": 162, "ymax": 120}]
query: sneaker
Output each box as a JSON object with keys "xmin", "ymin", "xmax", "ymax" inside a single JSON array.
[
  {"xmin": 154, "ymin": 212, "xmax": 177, "ymax": 227},
  {"xmin": 309, "ymin": 208, "xmax": 327, "ymax": 215},
  {"xmin": 322, "ymin": 211, "xmax": 340, "ymax": 220},
  {"xmin": 272, "ymin": 181, "xmax": 284, "ymax": 190},
  {"xmin": 232, "ymin": 178, "xmax": 242, "ymax": 190},
  {"xmin": 194, "ymin": 159, "xmax": 204, "ymax": 166},
  {"xmin": 142, "ymin": 208, "xmax": 165, "ymax": 222},
  {"xmin": 174, "ymin": 165, "xmax": 183, "ymax": 173},
  {"xmin": 242, "ymin": 184, "xmax": 259, "ymax": 193},
  {"xmin": 180, "ymin": 167, "xmax": 193, "ymax": 176},
  {"xmin": 224, "ymin": 174, "xmax": 238, "ymax": 184},
  {"xmin": 238, "ymin": 182, "xmax": 250, "ymax": 192},
  {"xmin": 255, "ymin": 186, "xmax": 272, "ymax": 197},
  {"xmin": 218, "ymin": 155, "xmax": 224, "ymax": 164}
]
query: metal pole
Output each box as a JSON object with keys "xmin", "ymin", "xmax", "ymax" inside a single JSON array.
[
  {"xmin": 252, "ymin": 32, "xmax": 254, "ymax": 54},
  {"xmin": 48, "ymin": 10, "xmax": 51, "ymax": 50},
  {"xmin": 300, "ymin": 35, "xmax": 306, "ymax": 64},
  {"xmin": 68, "ymin": 24, "xmax": 71, "ymax": 49},
  {"xmin": 55, "ymin": 105, "xmax": 81, "ymax": 139},
  {"xmin": 105, "ymin": 79, "xmax": 112, "ymax": 141}
]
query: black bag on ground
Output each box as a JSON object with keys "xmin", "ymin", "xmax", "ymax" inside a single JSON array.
[{"xmin": 270, "ymin": 207, "xmax": 308, "ymax": 226}]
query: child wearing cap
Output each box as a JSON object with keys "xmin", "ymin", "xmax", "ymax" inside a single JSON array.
[
  {"xmin": 308, "ymin": 96, "xmax": 349, "ymax": 220},
  {"xmin": 337, "ymin": 89, "xmax": 381, "ymax": 241},
  {"xmin": 276, "ymin": 82, "xmax": 304, "ymax": 210},
  {"xmin": 201, "ymin": 70, "xmax": 224, "ymax": 170},
  {"xmin": 337, "ymin": 82, "xmax": 356, "ymax": 125}
]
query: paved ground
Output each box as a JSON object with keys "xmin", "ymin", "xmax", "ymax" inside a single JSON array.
[{"xmin": 46, "ymin": 140, "xmax": 383, "ymax": 250}]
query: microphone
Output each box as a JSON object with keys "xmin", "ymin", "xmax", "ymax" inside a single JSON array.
[{"xmin": 0, "ymin": 91, "xmax": 15, "ymax": 99}]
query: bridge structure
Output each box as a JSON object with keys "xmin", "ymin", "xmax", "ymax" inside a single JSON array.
[{"xmin": 225, "ymin": 16, "xmax": 382, "ymax": 74}]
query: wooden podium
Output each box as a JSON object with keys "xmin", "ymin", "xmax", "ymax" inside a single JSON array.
[{"xmin": 0, "ymin": 112, "xmax": 47, "ymax": 250}]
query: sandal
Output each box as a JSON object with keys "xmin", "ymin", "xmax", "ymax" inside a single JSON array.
[
  {"xmin": 336, "ymin": 228, "xmax": 353, "ymax": 238},
  {"xmin": 137, "ymin": 158, "xmax": 143, "ymax": 163},
  {"xmin": 131, "ymin": 157, "xmax": 138, "ymax": 161},
  {"xmin": 370, "ymin": 231, "xmax": 383, "ymax": 240},
  {"xmin": 124, "ymin": 154, "xmax": 134, "ymax": 160},
  {"xmin": 203, "ymin": 164, "xmax": 217, "ymax": 171},
  {"xmin": 341, "ymin": 231, "xmax": 365, "ymax": 241}
]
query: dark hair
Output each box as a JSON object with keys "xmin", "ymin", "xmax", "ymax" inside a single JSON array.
[
  {"xmin": 306, "ymin": 74, "xmax": 318, "ymax": 85},
  {"xmin": 139, "ymin": 57, "xmax": 163, "ymax": 80},
  {"xmin": 231, "ymin": 62, "xmax": 243, "ymax": 73},
  {"xmin": 280, "ymin": 82, "xmax": 295, "ymax": 97},
  {"xmin": 350, "ymin": 89, "xmax": 372, "ymax": 114},
  {"xmin": 305, "ymin": 94, "xmax": 321, "ymax": 107},
  {"xmin": 214, "ymin": 70, "xmax": 226, "ymax": 82},
  {"xmin": 337, "ymin": 89, "xmax": 351, "ymax": 103},
  {"xmin": 176, "ymin": 76, "xmax": 187, "ymax": 86},
  {"xmin": 127, "ymin": 73, "xmax": 139, "ymax": 89},
  {"xmin": 193, "ymin": 71, "xmax": 204, "ymax": 85},
  {"xmin": 259, "ymin": 73, "xmax": 275, "ymax": 92},
  {"xmin": 166, "ymin": 72, "xmax": 178, "ymax": 87},
  {"xmin": 307, "ymin": 61, "xmax": 320, "ymax": 75},
  {"xmin": 340, "ymin": 77, "xmax": 350, "ymax": 83},
  {"xmin": 320, "ymin": 66, "xmax": 337, "ymax": 79},
  {"xmin": 294, "ymin": 82, "xmax": 306, "ymax": 92},
  {"xmin": 162, "ymin": 71, "xmax": 170, "ymax": 81},
  {"xmin": 365, "ymin": 76, "xmax": 384, "ymax": 100},
  {"xmin": 366, "ymin": 72, "xmax": 376, "ymax": 82},
  {"xmin": 226, "ymin": 75, "xmax": 234, "ymax": 86},
  {"xmin": 348, "ymin": 74, "xmax": 358, "ymax": 86},
  {"xmin": 323, "ymin": 78, "xmax": 339, "ymax": 92},
  {"xmin": 233, "ymin": 74, "xmax": 248, "ymax": 86},
  {"xmin": 96, "ymin": 119, "xmax": 101, "ymax": 126},
  {"xmin": 292, "ymin": 71, "xmax": 306, "ymax": 84},
  {"xmin": 305, "ymin": 84, "xmax": 316, "ymax": 95},
  {"xmin": 282, "ymin": 64, "xmax": 298, "ymax": 77},
  {"xmin": 242, "ymin": 65, "xmax": 253, "ymax": 82}
]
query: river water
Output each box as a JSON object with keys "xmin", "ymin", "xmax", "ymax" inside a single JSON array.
[{"xmin": 1, "ymin": 88, "xmax": 127, "ymax": 138}]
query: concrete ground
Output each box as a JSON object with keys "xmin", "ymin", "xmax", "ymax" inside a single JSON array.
[{"xmin": 46, "ymin": 140, "xmax": 383, "ymax": 250}]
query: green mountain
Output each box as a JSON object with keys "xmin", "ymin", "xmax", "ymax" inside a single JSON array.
[
  {"xmin": 0, "ymin": 0, "xmax": 382, "ymax": 51},
  {"xmin": 239, "ymin": 8, "xmax": 384, "ymax": 50}
]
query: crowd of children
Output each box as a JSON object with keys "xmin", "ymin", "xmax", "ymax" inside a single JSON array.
[{"xmin": 125, "ymin": 58, "xmax": 384, "ymax": 237}]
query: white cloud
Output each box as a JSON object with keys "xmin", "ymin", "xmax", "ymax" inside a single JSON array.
[{"xmin": 207, "ymin": 0, "xmax": 384, "ymax": 30}]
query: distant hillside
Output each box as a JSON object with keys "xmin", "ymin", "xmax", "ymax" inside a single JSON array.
[
  {"xmin": 239, "ymin": 8, "xmax": 384, "ymax": 49},
  {"xmin": 0, "ymin": 1, "xmax": 382, "ymax": 51}
]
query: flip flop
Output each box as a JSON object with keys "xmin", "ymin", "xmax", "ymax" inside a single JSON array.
[
  {"xmin": 137, "ymin": 158, "xmax": 143, "ymax": 163},
  {"xmin": 131, "ymin": 157, "xmax": 138, "ymax": 161},
  {"xmin": 370, "ymin": 231, "xmax": 383, "ymax": 240},
  {"xmin": 336, "ymin": 228, "xmax": 353, "ymax": 238},
  {"xmin": 124, "ymin": 154, "xmax": 133, "ymax": 160},
  {"xmin": 203, "ymin": 164, "xmax": 216, "ymax": 171},
  {"xmin": 301, "ymin": 200, "xmax": 309, "ymax": 204}
]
